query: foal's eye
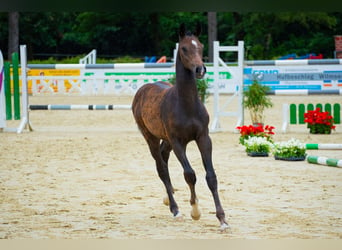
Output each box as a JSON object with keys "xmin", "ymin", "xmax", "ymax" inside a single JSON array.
[{"xmin": 181, "ymin": 47, "xmax": 187, "ymax": 53}]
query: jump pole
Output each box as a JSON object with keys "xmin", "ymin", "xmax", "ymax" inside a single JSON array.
[
  {"xmin": 306, "ymin": 144, "xmax": 342, "ymax": 150},
  {"xmin": 29, "ymin": 104, "xmax": 131, "ymax": 110},
  {"xmin": 307, "ymin": 155, "xmax": 342, "ymax": 168}
]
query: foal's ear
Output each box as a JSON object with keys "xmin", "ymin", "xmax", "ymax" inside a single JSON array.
[
  {"xmin": 179, "ymin": 23, "xmax": 186, "ymax": 38},
  {"xmin": 194, "ymin": 22, "xmax": 201, "ymax": 37}
]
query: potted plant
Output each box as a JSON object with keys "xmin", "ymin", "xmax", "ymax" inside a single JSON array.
[
  {"xmin": 273, "ymin": 138, "xmax": 306, "ymax": 161},
  {"xmin": 243, "ymin": 79, "xmax": 273, "ymax": 125},
  {"xmin": 196, "ymin": 78, "xmax": 209, "ymax": 103},
  {"xmin": 236, "ymin": 124, "xmax": 275, "ymax": 145},
  {"xmin": 304, "ymin": 107, "xmax": 336, "ymax": 134},
  {"xmin": 169, "ymin": 75, "xmax": 209, "ymax": 103},
  {"xmin": 244, "ymin": 136, "xmax": 274, "ymax": 157}
]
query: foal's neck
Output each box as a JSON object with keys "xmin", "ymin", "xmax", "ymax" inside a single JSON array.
[{"xmin": 174, "ymin": 53, "xmax": 199, "ymax": 104}]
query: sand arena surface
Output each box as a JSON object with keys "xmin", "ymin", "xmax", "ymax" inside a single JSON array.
[{"xmin": 0, "ymin": 94, "xmax": 341, "ymax": 239}]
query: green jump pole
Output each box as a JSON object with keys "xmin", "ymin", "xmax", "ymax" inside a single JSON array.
[
  {"xmin": 12, "ymin": 52, "xmax": 20, "ymax": 120},
  {"xmin": 307, "ymin": 155, "xmax": 342, "ymax": 168},
  {"xmin": 4, "ymin": 61, "xmax": 12, "ymax": 120}
]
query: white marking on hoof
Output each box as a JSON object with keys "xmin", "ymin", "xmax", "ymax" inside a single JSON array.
[
  {"xmin": 163, "ymin": 196, "xmax": 169, "ymax": 206},
  {"xmin": 219, "ymin": 223, "xmax": 231, "ymax": 232},
  {"xmin": 190, "ymin": 202, "xmax": 201, "ymax": 220},
  {"xmin": 174, "ymin": 212, "xmax": 183, "ymax": 221}
]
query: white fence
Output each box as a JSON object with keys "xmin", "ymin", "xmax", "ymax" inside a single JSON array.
[{"xmin": 4, "ymin": 43, "xmax": 342, "ymax": 134}]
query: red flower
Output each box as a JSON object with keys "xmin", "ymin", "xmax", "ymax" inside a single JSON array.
[
  {"xmin": 236, "ymin": 124, "xmax": 275, "ymax": 144},
  {"xmin": 304, "ymin": 107, "xmax": 335, "ymax": 134}
]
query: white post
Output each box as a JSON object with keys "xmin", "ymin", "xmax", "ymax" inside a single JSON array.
[
  {"xmin": 210, "ymin": 41, "xmax": 244, "ymax": 132},
  {"xmin": 211, "ymin": 41, "xmax": 220, "ymax": 130},
  {"xmin": 0, "ymin": 50, "xmax": 6, "ymax": 130},
  {"xmin": 237, "ymin": 40, "xmax": 244, "ymax": 127},
  {"xmin": 282, "ymin": 103, "xmax": 289, "ymax": 133},
  {"xmin": 91, "ymin": 49, "xmax": 97, "ymax": 64},
  {"xmin": 17, "ymin": 45, "xmax": 33, "ymax": 133},
  {"xmin": 173, "ymin": 43, "xmax": 179, "ymax": 63}
]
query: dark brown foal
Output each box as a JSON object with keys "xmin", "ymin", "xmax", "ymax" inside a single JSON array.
[{"xmin": 132, "ymin": 23, "xmax": 229, "ymax": 230}]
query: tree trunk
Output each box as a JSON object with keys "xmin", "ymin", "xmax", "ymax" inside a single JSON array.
[
  {"xmin": 8, "ymin": 12, "xmax": 19, "ymax": 61},
  {"xmin": 149, "ymin": 13, "xmax": 160, "ymax": 56},
  {"xmin": 207, "ymin": 12, "xmax": 217, "ymax": 63}
]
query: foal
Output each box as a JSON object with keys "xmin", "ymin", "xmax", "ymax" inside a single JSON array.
[{"xmin": 132, "ymin": 23, "xmax": 229, "ymax": 230}]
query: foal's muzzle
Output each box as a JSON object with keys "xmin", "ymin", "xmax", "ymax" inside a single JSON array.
[{"xmin": 195, "ymin": 65, "xmax": 206, "ymax": 79}]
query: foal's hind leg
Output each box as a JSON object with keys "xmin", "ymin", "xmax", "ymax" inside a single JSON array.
[
  {"xmin": 144, "ymin": 135, "xmax": 180, "ymax": 218},
  {"xmin": 160, "ymin": 141, "xmax": 175, "ymax": 206}
]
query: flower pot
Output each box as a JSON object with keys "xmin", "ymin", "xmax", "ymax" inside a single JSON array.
[
  {"xmin": 247, "ymin": 151, "xmax": 269, "ymax": 157},
  {"xmin": 252, "ymin": 122, "xmax": 264, "ymax": 127},
  {"xmin": 274, "ymin": 155, "xmax": 306, "ymax": 161},
  {"xmin": 309, "ymin": 126, "xmax": 331, "ymax": 134}
]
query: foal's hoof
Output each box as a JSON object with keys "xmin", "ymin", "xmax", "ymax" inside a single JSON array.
[
  {"xmin": 191, "ymin": 212, "xmax": 201, "ymax": 221},
  {"xmin": 174, "ymin": 212, "xmax": 183, "ymax": 221},
  {"xmin": 190, "ymin": 207, "xmax": 201, "ymax": 220},
  {"xmin": 219, "ymin": 223, "xmax": 231, "ymax": 232}
]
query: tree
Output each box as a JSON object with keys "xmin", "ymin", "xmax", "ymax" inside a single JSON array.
[
  {"xmin": 8, "ymin": 12, "xmax": 19, "ymax": 61},
  {"xmin": 1, "ymin": 12, "xmax": 341, "ymax": 61},
  {"xmin": 207, "ymin": 12, "xmax": 217, "ymax": 62}
]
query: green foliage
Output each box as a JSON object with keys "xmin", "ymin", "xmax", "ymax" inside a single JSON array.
[
  {"xmin": 217, "ymin": 12, "xmax": 340, "ymax": 60},
  {"xmin": 196, "ymin": 78, "xmax": 210, "ymax": 103},
  {"xmin": 273, "ymin": 138, "xmax": 306, "ymax": 158},
  {"xmin": 1, "ymin": 12, "xmax": 342, "ymax": 60},
  {"xmin": 243, "ymin": 79, "xmax": 273, "ymax": 124},
  {"xmin": 112, "ymin": 56, "xmax": 143, "ymax": 63},
  {"xmin": 244, "ymin": 136, "xmax": 274, "ymax": 153},
  {"xmin": 168, "ymin": 75, "xmax": 209, "ymax": 103}
]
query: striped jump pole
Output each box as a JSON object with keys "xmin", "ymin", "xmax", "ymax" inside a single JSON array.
[
  {"xmin": 29, "ymin": 104, "xmax": 131, "ymax": 110},
  {"xmin": 306, "ymin": 144, "xmax": 342, "ymax": 150},
  {"xmin": 246, "ymin": 58, "xmax": 342, "ymax": 66},
  {"xmin": 268, "ymin": 89, "xmax": 342, "ymax": 95},
  {"xmin": 27, "ymin": 62, "xmax": 175, "ymax": 70},
  {"xmin": 307, "ymin": 155, "xmax": 342, "ymax": 168}
]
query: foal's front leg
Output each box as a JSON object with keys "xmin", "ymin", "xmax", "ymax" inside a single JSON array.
[{"xmin": 196, "ymin": 134, "xmax": 229, "ymax": 230}]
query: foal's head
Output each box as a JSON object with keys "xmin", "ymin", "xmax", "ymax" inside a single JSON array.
[{"xmin": 178, "ymin": 23, "xmax": 206, "ymax": 79}]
